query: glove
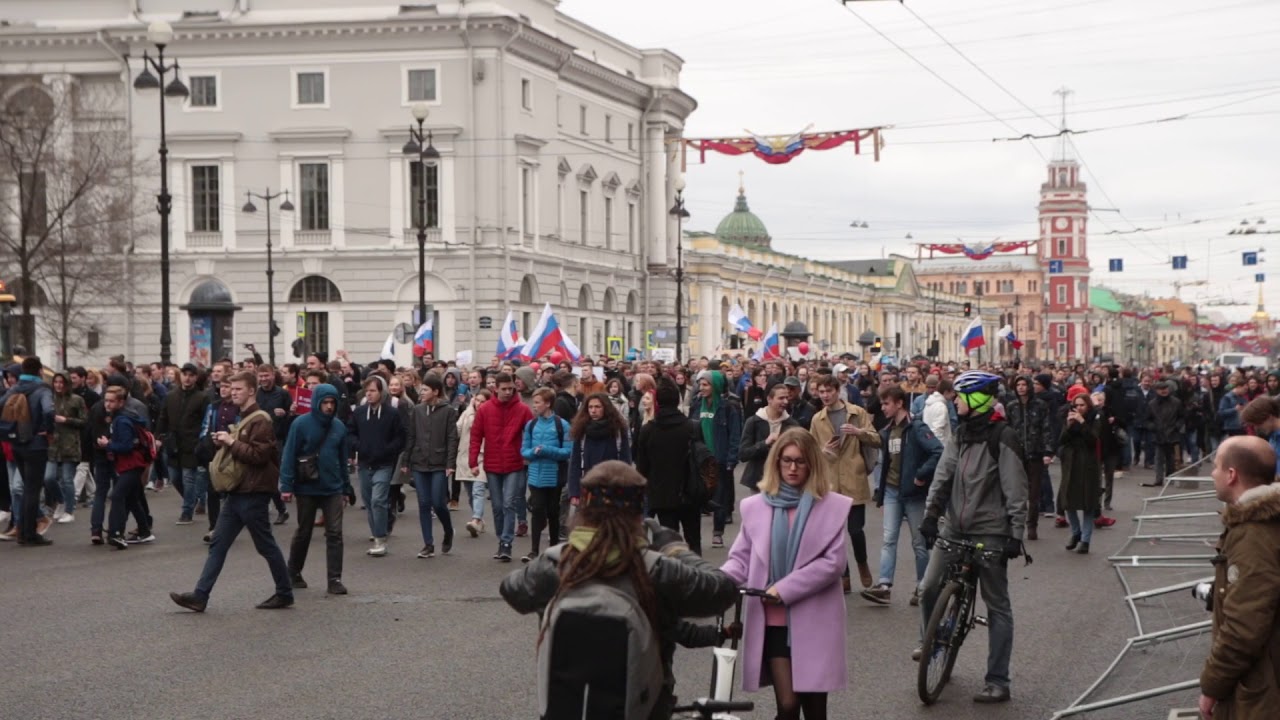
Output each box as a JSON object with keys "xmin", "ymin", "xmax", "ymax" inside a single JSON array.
[
  {"xmin": 1003, "ymin": 539, "xmax": 1024, "ymax": 562},
  {"xmin": 872, "ymin": 489, "xmax": 884, "ymax": 508},
  {"xmin": 345, "ymin": 492, "xmax": 356, "ymax": 507},
  {"xmin": 643, "ymin": 518, "xmax": 685, "ymax": 552},
  {"xmin": 721, "ymin": 621, "xmax": 743, "ymax": 642},
  {"xmin": 920, "ymin": 515, "xmax": 939, "ymax": 549}
]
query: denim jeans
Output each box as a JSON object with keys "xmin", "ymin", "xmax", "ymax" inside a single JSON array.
[
  {"xmin": 7, "ymin": 461, "xmax": 24, "ymax": 529},
  {"xmin": 108, "ymin": 468, "xmax": 148, "ymax": 537},
  {"xmin": 74, "ymin": 462, "xmax": 95, "ymax": 504},
  {"xmin": 462, "ymin": 480, "xmax": 487, "ymax": 521},
  {"xmin": 1066, "ymin": 509, "xmax": 1096, "ymax": 544},
  {"xmin": 90, "ymin": 459, "xmax": 116, "ymax": 536},
  {"xmin": 919, "ymin": 533, "xmax": 1014, "ymax": 688},
  {"xmin": 194, "ymin": 493, "xmax": 292, "ymax": 602},
  {"xmin": 1132, "ymin": 427, "xmax": 1155, "ymax": 466},
  {"xmin": 1182, "ymin": 429, "xmax": 1201, "ymax": 464},
  {"xmin": 1039, "ymin": 465, "xmax": 1055, "ymax": 514},
  {"xmin": 288, "ymin": 493, "xmax": 344, "ymax": 582},
  {"xmin": 413, "ymin": 470, "xmax": 453, "ymax": 546},
  {"xmin": 877, "ymin": 485, "xmax": 928, "ymax": 587},
  {"xmin": 44, "ymin": 461, "xmax": 77, "ymax": 514},
  {"xmin": 487, "ymin": 470, "xmax": 526, "ymax": 547},
  {"xmin": 180, "ymin": 466, "xmax": 209, "ymax": 518},
  {"xmin": 13, "ymin": 450, "xmax": 49, "ymax": 541},
  {"xmin": 358, "ymin": 465, "xmax": 394, "ymax": 540}
]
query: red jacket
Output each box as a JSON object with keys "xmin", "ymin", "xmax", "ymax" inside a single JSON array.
[{"xmin": 469, "ymin": 394, "xmax": 534, "ymax": 474}]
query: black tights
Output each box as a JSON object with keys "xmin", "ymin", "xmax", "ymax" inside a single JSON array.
[
  {"xmin": 841, "ymin": 504, "xmax": 868, "ymax": 579},
  {"xmin": 770, "ymin": 657, "xmax": 828, "ymax": 720},
  {"xmin": 528, "ymin": 486, "xmax": 560, "ymax": 554}
]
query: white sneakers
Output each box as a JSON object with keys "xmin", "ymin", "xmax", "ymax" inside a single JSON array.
[
  {"xmin": 0, "ymin": 510, "xmax": 11, "ymax": 526},
  {"xmin": 57, "ymin": 513, "xmax": 75, "ymax": 524},
  {"xmin": 367, "ymin": 538, "xmax": 388, "ymax": 557}
]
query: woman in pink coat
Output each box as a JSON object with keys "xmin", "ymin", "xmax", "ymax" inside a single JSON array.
[{"xmin": 722, "ymin": 427, "xmax": 852, "ymax": 720}]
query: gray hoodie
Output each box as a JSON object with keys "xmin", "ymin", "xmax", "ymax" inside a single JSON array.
[{"xmin": 925, "ymin": 413, "xmax": 1028, "ymax": 541}]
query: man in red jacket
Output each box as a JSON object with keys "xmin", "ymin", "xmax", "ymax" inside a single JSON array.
[{"xmin": 469, "ymin": 372, "xmax": 533, "ymax": 562}]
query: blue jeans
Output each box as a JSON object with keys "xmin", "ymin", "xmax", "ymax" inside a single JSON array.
[
  {"xmin": 194, "ymin": 493, "xmax": 292, "ymax": 602},
  {"xmin": 1182, "ymin": 429, "xmax": 1201, "ymax": 464},
  {"xmin": 90, "ymin": 460, "xmax": 116, "ymax": 535},
  {"xmin": 7, "ymin": 461, "xmax": 23, "ymax": 528},
  {"xmin": 44, "ymin": 460, "xmax": 77, "ymax": 514},
  {"xmin": 463, "ymin": 480, "xmax": 487, "ymax": 521},
  {"xmin": 1066, "ymin": 509, "xmax": 1095, "ymax": 544},
  {"xmin": 877, "ymin": 485, "xmax": 928, "ymax": 587},
  {"xmin": 1132, "ymin": 426, "xmax": 1154, "ymax": 466},
  {"xmin": 487, "ymin": 470, "xmax": 526, "ymax": 547},
  {"xmin": 358, "ymin": 465, "xmax": 394, "ymax": 540},
  {"xmin": 1038, "ymin": 465, "xmax": 1055, "ymax": 514},
  {"xmin": 413, "ymin": 470, "xmax": 454, "ymax": 546},
  {"xmin": 181, "ymin": 466, "xmax": 209, "ymax": 517}
]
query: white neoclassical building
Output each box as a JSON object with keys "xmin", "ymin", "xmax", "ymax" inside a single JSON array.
[{"xmin": 0, "ymin": 0, "xmax": 692, "ymax": 367}]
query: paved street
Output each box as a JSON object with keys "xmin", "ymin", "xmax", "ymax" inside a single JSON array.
[{"xmin": 1, "ymin": 464, "xmax": 1186, "ymax": 719}]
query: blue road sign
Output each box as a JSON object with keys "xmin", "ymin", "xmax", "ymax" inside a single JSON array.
[
  {"xmin": 1049, "ymin": 260, "xmax": 1063, "ymax": 274},
  {"xmin": 1244, "ymin": 251, "xmax": 1259, "ymax": 266},
  {"xmin": 1108, "ymin": 258, "xmax": 1123, "ymax": 272},
  {"xmin": 1172, "ymin": 256, "xmax": 1188, "ymax": 270}
]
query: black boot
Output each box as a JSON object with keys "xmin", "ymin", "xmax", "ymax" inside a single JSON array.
[
  {"xmin": 1077, "ymin": 541, "xmax": 1090, "ymax": 555},
  {"xmin": 1066, "ymin": 534, "xmax": 1081, "ymax": 551}
]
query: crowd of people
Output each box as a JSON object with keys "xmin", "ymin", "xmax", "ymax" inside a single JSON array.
[{"xmin": 3, "ymin": 345, "xmax": 1279, "ymax": 718}]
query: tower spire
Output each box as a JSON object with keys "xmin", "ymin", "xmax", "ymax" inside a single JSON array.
[
  {"xmin": 738, "ymin": 169, "xmax": 745, "ymax": 196},
  {"xmin": 1054, "ymin": 86, "xmax": 1074, "ymax": 161}
]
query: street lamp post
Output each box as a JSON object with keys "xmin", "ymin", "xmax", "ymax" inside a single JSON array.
[
  {"xmin": 402, "ymin": 102, "xmax": 440, "ymax": 333},
  {"xmin": 242, "ymin": 189, "xmax": 294, "ymax": 366},
  {"xmin": 1013, "ymin": 295, "xmax": 1022, "ymax": 363},
  {"xmin": 669, "ymin": 175, "xmax": 690, "ymax": 363},
  {"xmin": 133, "ymin": 20, "xmax": 188, "ymax": 366}
]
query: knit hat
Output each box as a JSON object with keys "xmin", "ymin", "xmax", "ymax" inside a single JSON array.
[
  {"xmin": 1033, "ymin": 373, "xmax": 1053, "ymax": 391},
  {"xmin": 1066, "ymin": 385, "xmax": 1090, "ymax": 403}
]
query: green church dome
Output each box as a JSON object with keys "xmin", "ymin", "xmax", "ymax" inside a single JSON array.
[{"xmin": 714, "ymin": 183, "xmax": 771, "ymax": 248}]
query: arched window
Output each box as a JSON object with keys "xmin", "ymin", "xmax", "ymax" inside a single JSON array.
[
  {"xmin": 519, "ymin": 275, "xmax": 538, "ymax": 305},
  {"xmin": 577, "ymin": 284, "xmax": 593, "ymax": 311},
  {"xmin": 288, "ymin": 276, "xmax": 341, "ymax": 303}
]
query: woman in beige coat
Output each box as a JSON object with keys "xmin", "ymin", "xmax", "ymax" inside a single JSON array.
[
  {"xmin": 456, "ymin": 389, "xmax": 490, "ymax": 536},
  {"xmin": 808, "ymin": 374, "xmax": 881, "ymax": 593}
]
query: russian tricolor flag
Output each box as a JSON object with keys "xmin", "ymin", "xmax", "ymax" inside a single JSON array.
[
  {"xmin": 728, "ymin": 303, "xmax": 763, "ymax": 341},
  {"xmin": 519, "ymin": 303, "xmax": 581, "ymax": 361},
  {"xmin": 413, "ymin": 319, "xmax": 434, "ymax": 357},
  {"xmin": 996, "ymin": 324, "xmax": 1024, "ymax": 350},
  {"xmin": 960, "ymin": 317, "xmax": 985, "ymax": 353},
  {"xmin": 497, "ymin": 310, "xmax": 524, "ymax": 360},
  {"xmin": 753, "ymin": 323, "xmax": 781, "ymax": 361}
]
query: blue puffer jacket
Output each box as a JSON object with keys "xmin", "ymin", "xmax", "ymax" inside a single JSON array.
[
  {"xmin": 521, "ymin": 413, "xmax": 571, "ymax": 489},
  {"xmin": 280, "ymin": 384, "xmax": 352, "ymax": 496}
]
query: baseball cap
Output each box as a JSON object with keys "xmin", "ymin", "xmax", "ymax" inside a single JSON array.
[
  {"xmin": 783, "ymin": 376, "xmax": 801, "ymax": 388},
  {"xmin": 833, "ymin": 363, "xmax": 849, "ymax": 375},
  {"xmin": 180, "ymin": 363, "xmax": 199, "ymax": 374}
]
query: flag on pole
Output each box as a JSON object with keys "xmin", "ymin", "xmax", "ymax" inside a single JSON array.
[
  {"xmin": 753, "ymin": 323, "xmax": 781, "ymax": 361},
  {"xmin": 960, "ymin": 317, "xmax": 985, "ymax": 353},
  {"xmin": 727, "ymin": 303, "xmax": 763, "ymax": 341},
  {"xmin": 996, "ymin": 324, "xmax": 1024, "ymax": 350},
  {"xmin": 497, "ymin": 311, "xmax": 523, "ymax": 360},
  {"xmin": 413, "ymin": 319, "xmax": 434, "ymax": 357},
  {"xmin": 519, "ymin": 304, "xmax": 581, "ymax": 361},
  {"xmin": 380, "ymin": 332, "xmax": 396, "ymax": 361}
]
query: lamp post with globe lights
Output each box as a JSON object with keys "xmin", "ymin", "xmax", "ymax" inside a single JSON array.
[
  {"xmin": 133, "ymin": 20, "xmax": 188, "ymax": 365},
  {"xmin": 669, "ymin": 175, "xmax": 690, "ymax": 363},
  {"xmin": 402, "ymin": 102, "xmax": 440, "ymax": 329},
  {"xmin": 242, "ymin": 189, "xmax": 294, "ymax": 365}
]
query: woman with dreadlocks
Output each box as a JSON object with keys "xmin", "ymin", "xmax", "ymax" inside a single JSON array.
[
  {"xmin": 500, "ymin": 460, "xmax": 737, "ymax": 720},
  {"xmin": 721, "ymin": 428, "xmax": 852, "ymax": 720}
]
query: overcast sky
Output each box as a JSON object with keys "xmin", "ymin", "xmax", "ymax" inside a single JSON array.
[{"xmin": 560, "ymin": 0, "xmax": 1280, "ymax": 322}]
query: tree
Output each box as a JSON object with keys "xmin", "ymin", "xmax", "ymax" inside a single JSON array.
[{"xmin": 0, "ymin": 75, "xmax": 146, "ymax": 360}]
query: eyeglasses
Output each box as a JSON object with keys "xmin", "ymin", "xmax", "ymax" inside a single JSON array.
[{"xmin": 779, "ymin": 456, "xmax": 808, "ymax": 468}]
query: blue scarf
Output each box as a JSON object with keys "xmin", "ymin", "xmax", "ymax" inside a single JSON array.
[{"xmin": 762, "ymin": 482, "xmax": 815, "ymax": 589}]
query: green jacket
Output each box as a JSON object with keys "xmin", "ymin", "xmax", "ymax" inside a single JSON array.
[{"xmin": 50, "ymin": 392, "xmax": 86, "ymax": 463}]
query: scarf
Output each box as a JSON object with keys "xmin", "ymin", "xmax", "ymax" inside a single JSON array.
[
  {"xmin": 761, "ymin": 482, "xmax": 814, "ymax": 644},
  {"xmin": 567, "ymin": 526, "xmax": 649, "ymax": 566},
  {"xmin": 585, "ymin": 418, "xmax": 614, "ymax": 440}
]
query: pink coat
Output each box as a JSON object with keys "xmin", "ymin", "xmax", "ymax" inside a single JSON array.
[{"xmin": 721, "ymin": 490, "xmax": 852, "ymax": 693}]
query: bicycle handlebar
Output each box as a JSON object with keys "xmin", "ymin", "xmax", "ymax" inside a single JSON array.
[
  {"xmin": 673, "ymin": 698, "xmax": 756, "ymax": 713},
  {"xmin": 935, "ymin": 536, "xmax": 1005, "ymax": 560}
]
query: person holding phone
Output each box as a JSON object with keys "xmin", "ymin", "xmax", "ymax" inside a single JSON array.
[{"xmin": 1058, "ymin": 387, "xmax": 1101, "ymax": 554}]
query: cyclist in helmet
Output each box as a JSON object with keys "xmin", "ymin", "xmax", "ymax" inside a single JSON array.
[{"xmin": 917, "ymin": 370, "xmax": 1028, "ymax": 704}]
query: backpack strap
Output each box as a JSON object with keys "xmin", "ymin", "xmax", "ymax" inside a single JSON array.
[{"xmin": 554, "ymin": 416, "xmax": 565, "ymax": 447}]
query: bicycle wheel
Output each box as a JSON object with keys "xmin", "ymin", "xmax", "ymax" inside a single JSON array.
[{"xmin": 918, "ymin": 581, "xmax": 964, "ymax": 705}]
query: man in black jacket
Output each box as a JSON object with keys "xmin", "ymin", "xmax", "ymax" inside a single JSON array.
[
  {"xmin": 1005, "ymin": 376, "xmax": 1053, "ymax": 540},
  {"xmin": 1144, "ymin": 381, "xmax": 1186, "ymax": 487},
  {"xmin": 256, "ymin": 364, "xmax": 293, "ymax": 524},
  {"xmin": 69, "ymin": 367, "xmax": 101, "ymax": 506},
  {"xmin": 158, "ymin": 363, "xmax": 210, "ymax": 525},
  {"xmin": 636, "ymin": 377, "xmax": 704, "ymax": 554},
  {"xmin": 352, "ymin": 377, "xmax": 406, "ymax": 557}
]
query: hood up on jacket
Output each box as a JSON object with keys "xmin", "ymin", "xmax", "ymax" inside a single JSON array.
[
  {"xmin": 310, "ymin": 384, "xmax": 341, "ymax": 428},
  {"xmin": 514, "ymin": 366, "xmax": 537, "ymax": 394},
  {"xmin": 1223, "ymin": 482, "xmax": 1280, "ymax": 527}
]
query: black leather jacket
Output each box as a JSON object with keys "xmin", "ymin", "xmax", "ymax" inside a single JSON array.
[{"xmin": 1004, "ymin": 394, "xmax": 1054, "ymax": 459}]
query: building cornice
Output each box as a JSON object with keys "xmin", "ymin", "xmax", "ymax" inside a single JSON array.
[{"xmin": 269, "ymin": 127, "xmax": 353, "ymax": 142}]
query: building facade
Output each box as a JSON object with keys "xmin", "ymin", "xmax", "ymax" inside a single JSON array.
[
  {"xmin": 1038, "ymin": 157, "xmax": 1091, "ymax": 361},
  {"xmin": 912, "ymin": 254, "xmax": 1042, "ymax": 361},
  {"xmin": 0, "ymin": 0, "xmax": 692, "ymax": 367}
]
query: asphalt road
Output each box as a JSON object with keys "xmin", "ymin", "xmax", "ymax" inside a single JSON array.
[{"xmin": 0, "ymin": 464, "xmax": 1187, "ymax": 720}]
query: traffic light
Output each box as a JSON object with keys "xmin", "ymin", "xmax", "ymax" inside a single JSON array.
[
  {"xmin": 270, "ymin": 320, "xmax": 281, "ymax": 338},
  {"xmin": 894, "ymin": 332, "xmax": 901, "ymax": 350},
  {"xmin": 872, "ymin": 337, "xmax": 883, "ymax": 353},
  {"xmin": 291, "ymin": 338, "xmax": 304, "ymax": 358},
  {"xmin": 963, "ymin": 302, "xmax": 972, "ymax": 317}
]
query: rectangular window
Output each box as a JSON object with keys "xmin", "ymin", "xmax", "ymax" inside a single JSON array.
[
  {"xmin": 1056, "ymin": 285, "xmax": 1067, "ymax": 304},
  {"xmin": 628, "ymin": 202, "xmax": 637, "ymax": 254},
  {"xmin": 406, "ymin": 68, "xmax": 438, "ymax": 103},
  {"xmin": 306, "ymin": 312, "xmax": 330, "ymax": 358},
  {"xmin": 1057, "ymin": 324, "xmax": 1067, "ymax": 338},
  {"xmin": 1057, "ymin": 341, "xmax": 1067, "ymax": 357},
  {"xmin": 580, "ymin": 105, "xmax": 588, "ymax": 135},
  {"xmin": 521, "ymin": 79, "xmax": 532, "ymax": 111},
  {"xmin": 18, "ymin": 171, "xmax": 47, "ymax": 237},
  {"xmin": 520, "ymin": 167, "xmax": 532, "ymax": 234},
  {"xmin": 604, "ymin": 196, "xmax": 613, "ymax": 249},
  {"xmin": 295, "ymin": 71, "xmax": 326, "ymax": 106},
  {"xmin": 1057, "ymin": 238, "xmax": 1067, "ymax": 255},
  {"xmin": 628, "ymin": 123, "xmax": 635, "ymax": 150},
  {"xmin": 299, "ymin": 162, "xmax": 330, "ymax": 230},
  {"xmin": 189, "ymin": 75, "xmax": 218, "ymax": 108},
  {"xmin": 579, "ymin": 189, "xmax": 589, "ymax": 244},
  {"xmin": 409, "ymin": 161, "xmax": 440, "ymax": 229},
  {"xmin": 191, "ymin": 165, "xmax": 220, "ymax": 233},
  {"xmin": 605, "ymin": 115, "xmax": 612, "ymax": 143}
]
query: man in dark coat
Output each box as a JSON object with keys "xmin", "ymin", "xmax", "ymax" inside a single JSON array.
[
  {"xmin": 636, "ymin": 377, "xmax": 704, "ymax": 554},
  {"xmin": 157, "ymin": 363, "xmax": 210, "ymax": 525},
  {"xmin": 1144, "ymin": 380, "xmax": 1186, "ymax": 487}
]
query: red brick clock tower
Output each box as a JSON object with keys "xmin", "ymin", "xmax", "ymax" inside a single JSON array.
[{"xmin": 1038, "ymin": 156, "xmax": 1091, "ymax": 361}]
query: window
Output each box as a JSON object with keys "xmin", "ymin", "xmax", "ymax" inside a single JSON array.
[
  {"xmin": 405, "ymin": 67, "xmax": 438, "ymax": 103},
  {"xmin": 1057, "ymin": 238, "xmax": 1067, "ymax": 255},
  {"xmin": 188, "ymin": 74, "xmax": 218, "ymax": 109},
  {"xmin": 18, "ymin": 171, "xmax": 47, "ymax": 237},
  {"xmin": 556, "ymin": 96, "xmax": 562, "ymax": 127},
  {"xmin": 605, "ymin": 115, "xmax": 612, "ymax": 143},
  {"xmin": 1057, "ymin": 341, "xmax": 1067, "ymax": 357},
  {"xmin": 299, "ymin": 162, "xmax": 330, "ymax": 230},
  {"xmin": 628, "ymin": 202, "xmax": 637, "ymax": 254},
  {"xmin": 579, "ymin": 189, "xmax": 589, "ymax": 244},
  {"xmin": 306, "ymin": 313, "xmax": 330, "ymax": 358},
  {"xmin": 1029, "ymin": 279, "xmax": 1038, "ymax": 292},
  {"xmin": 288, "ymin": 276, "xmax": 342, "ymax": 303},
  {"xmin": 580, "ymin": 105, "xmax": 588, "ymax": 135},
  {"xmin": 191, "ymin": 165, "xmax": 220, "ymax": 233},
  {"xmin": 628, "ymin": 123, "xmax": 635, "ymax": 150},
  {"xmin": 294, "ymin": 70, "xmax": 327, "ymax": 107},
  {"xmin": 521, "ymin": 78, "xmax": 532, "ymax": 111},
  {"xmin": 409, "ymin": 161, "xmax": 440, "ymax": 229},
  {"xmin": 556, "ymin": 179, "xmax": 564, "ymax": 237},
  {"xmin": 604, "ymin": 196, "xmax": 613, "ymax": 249},
  {"xmin": 1057, "ymin": 324, "xmax": 1067, "ymax": 338},
  {"xmin": 1056, "ymin": 285, "xmax": 1067, "ymax": 304},
  {"xmin": 520, "ymin": 166, "xmax": 532, "ymax": 234}
]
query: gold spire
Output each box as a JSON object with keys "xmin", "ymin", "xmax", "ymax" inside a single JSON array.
[
  {"xmin": 1254, "ymin": 282, "xmax": 1270, "ymax": 323},
  {"xmin": 738, "ymin": 170, "xmax": 745, "ymax": 196}
]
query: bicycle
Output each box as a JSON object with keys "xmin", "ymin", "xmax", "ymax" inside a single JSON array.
[
  {"xmin": 916, "ymin": 536, "xmax": 1006, "ymax": 705},
  {"xmin": 672, "ymin": 699, "xmax": 755, "ymax": 720}
]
